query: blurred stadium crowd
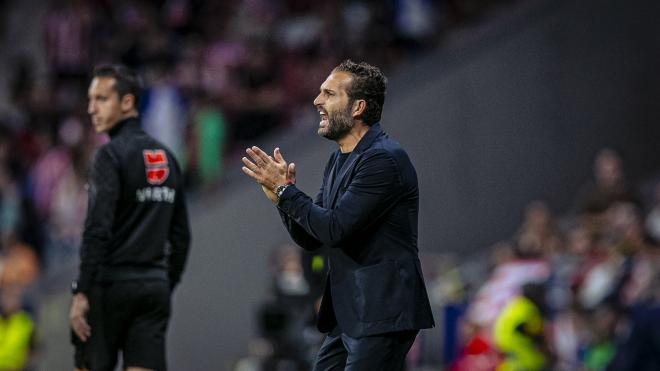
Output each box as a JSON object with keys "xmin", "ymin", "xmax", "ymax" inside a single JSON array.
[
  {"xmin": 0, "ymin": 0, "xmax": 512, "ymax": 271},
  {"xmin": 436, "ymin": 148, "xmax": 660, "ymax": 370}
]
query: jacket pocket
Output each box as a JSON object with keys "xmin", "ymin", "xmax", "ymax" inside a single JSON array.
[{"xmin": 353, "ymin": 260, "xmax": 404, "ymax": 322}]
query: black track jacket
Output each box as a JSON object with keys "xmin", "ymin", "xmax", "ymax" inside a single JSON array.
[{"xmin": 77, "ymin": 117, "xmax": 190, "ymax": 295}]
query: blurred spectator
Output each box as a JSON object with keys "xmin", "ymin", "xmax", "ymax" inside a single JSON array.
[
  {"xmin": 45, "ymin": 116, "xmax": 90, "ymax": 270},
  {"xmin": 574, "ymin": 148, "xmax": 638, "ymax": 216},
  {"xmin": 492, "ymin": 282, "xmax": 549, "ymax": 371},
  {"xmin": 249, "ymin": 244, "xmax": 318, "ymax": 371},
  {"xmin": 546, "ymin": 223, "xmax": 589, "ymax": 313},
  {"xmin": 449, "ymin": 325, "xmax": 500, "ymax": 371},
  {"xmin": 141, "ymin": 62, "xmax": 188, "ymax": 164},
  {"xmin": 515, "ymin": 201, "xmax": 563, "ymax": 257},
  {"xmin": 458, "ymin": 239, "xmax": 549, "ymax": 371},
  {"xmin": 582, "ymin": 304, "xmax": 617, "ymax": 371},
  {"xmin": 610, "ymin": 252, "xmax": 660, "ymax": 370},
  {"xmin": 577, "ymin": 202, "xmax": 644, "ymax": 311},
  {"xmin": 0, "ymin": 285, "xmax": 36, "ymax": 371},
  {"xmin": 188, "ymin": 93, "xmax": 227, "ymax": 190},
  {"xmin": 551, "ymin": 301, "xmax": 585, "ymax": 370},
  {"xmin": 29, "ymin": 128, "xmax": 70, "ymax": 222},
  {"xmin": 300, "ymin": 249, "xmax": 328, "ymax": 315},
  {"xmin": 0, "ymin": 165, "xmax": 21, "ymax": 250},
  {"xmin": 422, "ymin": 253, "xmax": 466, "ymax": 366},
  {"xmin": 644, "ymin": 182, "xmax": 660, "ymax": 243},
  {"xmin": 547, "ymin": 224, "xmax": 592, "ymax": 369},
  {"xmin": 1, "ymin": 242, "xmax": 39, "ymax": 289},
  {"xmin": 0, "ymin": 128, "xmax": 45, "ymax": 264},
  {"xmin": 466, "ymin": 238, "xmax": 550, "ymax": 331}
]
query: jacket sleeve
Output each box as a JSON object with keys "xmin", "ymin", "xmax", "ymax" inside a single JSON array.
[
  {"xmin": 77, "ymin": 146, "xmax": 120, "ymax": 295},
  {"xmin": 277, "ymin": 149, "xmax": 402, "ymax": 246},
  {"xmin": 277, "ymin": 152, "xmax": 337, "ymax": 251},
  {"xmin": 168, "ymin": 160, "xmax": 191, "ymax": 289},
  {"xmin": 278, "ymin": 188, "xmax": 324, "ymax": 251}
]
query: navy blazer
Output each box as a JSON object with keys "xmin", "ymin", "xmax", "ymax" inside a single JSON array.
[{"xmin": 277, "ymin": 123, "xmax": 435, "ymax": 337}]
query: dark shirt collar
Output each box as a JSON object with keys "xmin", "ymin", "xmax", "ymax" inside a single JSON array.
[
  {"xmin": 351, "ymin": 122, "xmax": 384, "ymax": 154},
  {"xmin": 108, "ymin": 116, "xmax": 141, "ymax": 138}
]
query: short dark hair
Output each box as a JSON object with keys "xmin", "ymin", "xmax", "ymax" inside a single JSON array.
[
  {"xmin": 92, "ymin": 64, "xmax": 142, "ymax": 107},
  {"xmin": 333, "ymin": 60, "xmax": 387, "ymax": 125}
]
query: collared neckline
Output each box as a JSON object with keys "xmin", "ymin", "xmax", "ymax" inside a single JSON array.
[
  {"xmin": 108, "ymin": 117, "xmax": 141, "ymax": 138},
  {"xmin": 350, "ymin": 123, "xmax": 383, "ymax": 154},
  {"xmin": 325, "ymin": 123, "xmax": 385, "ymax": 207}
]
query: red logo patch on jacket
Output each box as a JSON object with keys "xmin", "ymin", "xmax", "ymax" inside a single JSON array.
[{"xmin": 143, "ymin": 149, "xmax": 170, "ymax": 185}]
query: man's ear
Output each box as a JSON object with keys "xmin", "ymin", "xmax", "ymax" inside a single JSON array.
[
  {"xmin": 121, "ymin": 94, "xmax": 136, "ymax": 112},
  {"xmin": 351, "ymin": 99, "xmax": 366, "ymax": 119}
]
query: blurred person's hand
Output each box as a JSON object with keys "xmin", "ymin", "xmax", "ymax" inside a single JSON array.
[{"xmin": 70, "ymin": 293, "xmax": 91, "ymax": 342}]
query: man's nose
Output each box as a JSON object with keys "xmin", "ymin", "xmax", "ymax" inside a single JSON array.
[{"xmin": 313, "ymin": 94, "xmax": 323, "ymax": 107}]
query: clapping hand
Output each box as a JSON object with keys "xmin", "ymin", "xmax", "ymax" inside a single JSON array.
[{"xmin": 242, "ymin": 147, "xmax": 296, "ymax": 203}]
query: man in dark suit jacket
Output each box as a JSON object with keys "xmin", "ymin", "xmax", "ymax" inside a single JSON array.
[{"xmin": 242, "ymin": 60, "xmax": 434, "ymax": 370}]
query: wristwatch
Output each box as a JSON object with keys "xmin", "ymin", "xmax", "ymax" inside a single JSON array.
[
  {"xmin": 71, "ymin": 280, "xmax": 80, "ymax": 294},
  {"xmin": 275, "ymin": 184, "xmax": 291, "ymax": 199}
]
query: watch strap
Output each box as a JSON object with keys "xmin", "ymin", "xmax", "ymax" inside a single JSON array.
[{"xmin": 275, "ymin": 184, "xmax": 291, "ymax": 199}]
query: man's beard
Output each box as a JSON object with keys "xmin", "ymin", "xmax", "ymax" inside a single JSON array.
[{"xmin": 319, "ymin": 105, "xmax": 353, "ymax": 141}]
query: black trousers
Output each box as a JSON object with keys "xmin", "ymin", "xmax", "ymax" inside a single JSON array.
[
  {"xmin": 312, "ymin": 327, "xmax": 419, "ymax": 371},
  {"xmin": 73, "ymin": 279, "xmax": 171, "ymax": 371}
]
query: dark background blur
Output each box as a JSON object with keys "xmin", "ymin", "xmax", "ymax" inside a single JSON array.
[{"xmin": 0, "ymin": 0, "xmax": 658, "ymax": 370}]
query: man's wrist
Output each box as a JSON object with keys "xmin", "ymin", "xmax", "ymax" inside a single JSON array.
[
  {"xmin": 275, "ymin": 183, "xmax": 292, "ymax": 200},
  {"xmin": 71, "ymin": 280, "xmax": 89, "ymax": 296},
  {"xmin": 71, "ymin": 280, "xmax": 81, "ymax": 294}
]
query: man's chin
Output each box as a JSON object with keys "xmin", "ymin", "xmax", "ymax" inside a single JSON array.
[{"xmin": 318, "ymin": 128, "xmax": 336, "ymax": 140}]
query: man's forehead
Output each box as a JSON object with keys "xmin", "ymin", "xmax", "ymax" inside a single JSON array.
[
  {"xmin": 321, "ymin": 71, "xmax": 353, "ymax": 90},
  {"xmin": 88, "ymin": 76, "xmax": 116, "ymax": 94}
]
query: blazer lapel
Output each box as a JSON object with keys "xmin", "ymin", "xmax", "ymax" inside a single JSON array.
[
  {"xmin": 323, "ymin": 151, "xmax": 339, "ymax": 207},
  {"xmin": 326, "ymin": 123, "xmax": 385, "ymax": 208}
]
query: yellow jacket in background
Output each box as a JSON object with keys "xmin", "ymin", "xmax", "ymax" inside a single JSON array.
[{"xmin": 493, "ymin": 296, "xmax": 546, "ymax": 371}]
